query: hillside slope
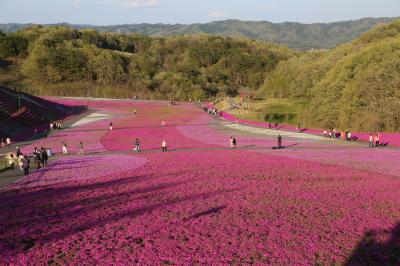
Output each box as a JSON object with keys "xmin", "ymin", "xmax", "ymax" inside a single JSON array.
[
  {"xmin": 0, "ymin": 17, "xmax": 398, "ymax": 50},
  {"xmin": 263, "ymin": 20, "xmax": 400, "ymax": 131},
  {"xmin": 0, "ymin": 26, "xmax": 295, "ymax": 100}
]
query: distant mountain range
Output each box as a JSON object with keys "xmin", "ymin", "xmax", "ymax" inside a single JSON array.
[{"xmin": 1, "ymin": 17, "xmax": 399, "ymax": 50}]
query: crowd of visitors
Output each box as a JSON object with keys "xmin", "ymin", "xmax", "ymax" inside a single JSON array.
[
  {"xmin": 198, "ymin": 101, "xmax": 220, "ymax": 116},
  {"xmin": 50, "ymin": 121, "xmax": 63, "ymax": 131},
  {"xmin": 369, "ymin": 133, "xmax": 381, "ymax": 147},
  {"xmin": 1, "ymin": 137, "xmax": 12, "ymax": 148},
  {"xmin": 323, "ymin": 129, "xmax": 353, "ymax": 141},
  {"xmin": 232, "ymin": 103, "xmax": 249, "ymax": 110},
  {"xmin": 322, "ymin": 128, "xmax": 383, "ymax": 147},
  {"xmin": 5, "ymin": 146, "xmax": 52, "ymax": 176},
  {"xmin": 32, "ymin": 147, "xmax": 50, "ymax": 169}
]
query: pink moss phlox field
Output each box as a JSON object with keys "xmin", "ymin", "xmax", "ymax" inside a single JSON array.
[
  {"xmin": 2, "ymin": 98, "xmax": 400, "ymax": 265},
  {"xmin": 2, "ymin": 150, "xmax": 400, "ymax": 265},
  {"xmin": 4, "ymin": 155, "xmax": 147, "ymax": 190}
]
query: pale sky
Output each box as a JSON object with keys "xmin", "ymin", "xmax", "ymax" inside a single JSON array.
[{"xmin": 0, "ymin": 0, "xmax": 399, "ymax": 25}]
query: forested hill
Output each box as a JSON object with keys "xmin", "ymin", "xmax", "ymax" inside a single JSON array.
[
  {"xmin": 0, "ymin": 26, "xmax": 295, "ymax": 100},
  {"xmin": 263, "ymin": 20, "xmax": 400, "ymax": 132},
  {"xmin": 0, "ymin": 17, "xmax": 398, "ymax": 50}
]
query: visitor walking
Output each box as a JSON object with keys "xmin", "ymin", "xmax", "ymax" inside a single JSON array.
[
  {"xmin": 18, "ymin": 153, "xmax": 24, "ymax": 170},
  {"xmin": 375, "ymin": 133, "xmax": 380, "ymax": 147},
  {"xmin": 8, "ymin": 153, "xmax": 15, "ymax": 170},
  {"xmin": 41, "ymin": 147, "xmax": 48, "ymax": 166},
  {"xmin": 62, "ymin": 142, "xmax": 68, "ymax": 155},
  {"xmin": 341, "ymin": 131, "xmax": 346, "ymax": 140},
  {"xmin": 78, "ymin": 142, "xmax": 84, "ymax": 156},
  {"xmin": 134, "ymin": 138, "xmax": 140, "ymax": 152},
  {"xmin": 277, "ymin": 134, "xmax": 283, "ymax": 149},
  {"xmin": 109, "ymin": 122, "xmax": 113, "ymax": 131},
  {"xmin": 346, "ymin": 131, "xmax": 352, "ymax": 141},
  {"xmin": 33, "ymin": 148, "xmax": 40, "ymax": 169},
  {"xmin": 162, "ymin": 140, "xmax": 167, "ymax": 152},
  {"xmin": 46, "ymin": 148, "xmax": 52, "ymax": 157},
  {"xmin": 229, "ymin": 137, "xmax": 234, "ymax": 149},
  {"xmin": 16, "ymin": 146, "xmax": 21, "ymax": 157},
  {"xmin": 232, "ymin": 137, "xmax": 237, "ymax": 149},
  {"xmin": 369, "ymin": 134, "xmax": 374, "ymax": 148},
  {"xmin": 35, "ymin": 150, "xmax": 41, "ymax": 169},
  {"xmin": 22, "ymin": 155, "xmax": 30, "ymax": 176}
]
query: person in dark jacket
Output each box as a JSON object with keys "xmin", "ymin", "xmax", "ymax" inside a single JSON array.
[
  {"xmin": 22, "ymin": 155, "xmax": 30, "ymax": 176},
  {"xmin": 33, "ymin": 147, "xmax": 40, "ymax": 169},
  {"xmin": 35, "ymin": 151, "xmax": 41, "ymax": 169},
  {"xmin": 41, "ymin": 147, "xmax": 48, "ymax": 166},
  {"xmin": 277, "ymin": 135, "xmax": 283, "ymax": 149}
]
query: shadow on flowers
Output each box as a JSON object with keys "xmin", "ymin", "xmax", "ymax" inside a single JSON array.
[
  {"xmin": 189, "ymin": 206, "xmax": 227, "ymax": 220},
  {"xmin": 0, "ymin": 167, "xmax": 240, "ymax": 256},
  {"xmin": 345, "ymin": 223, "xmax": 400, "ymax": 265}
]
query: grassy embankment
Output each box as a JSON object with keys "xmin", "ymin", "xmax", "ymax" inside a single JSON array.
[{"xmin": 216, "ymin": 98, "xmax": 310, "ymax": 126}]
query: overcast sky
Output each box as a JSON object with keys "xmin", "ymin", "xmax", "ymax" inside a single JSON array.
[{"xmin": 1, "ymin": 0, "xmax": 399, "ymax": 25}]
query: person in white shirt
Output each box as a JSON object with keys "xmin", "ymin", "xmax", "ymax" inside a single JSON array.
[
  {"xmin": 62, "ymin": 142, "xmax": 68, "ymax": 155},
  {"xmin": 229, "ymin": 137, "xmax": 234, "ymax": 149},
  {"xmin": 18, "ymin": 153, "xmax": 24, "ymax": 170},
  {"xmin": 162, "ymin": 140, "xmax": 167, "ymax": 152}
]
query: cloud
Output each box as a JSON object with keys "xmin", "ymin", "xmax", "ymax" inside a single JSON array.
[
  {"xmin": 72, "ymin": 0, "xmax": 81, "ymax": 5},
  {"xmin": 123, "ymin": 0, "xmax": 160, "ymax": 8},
  {"xmin": 96, "ymin": 0, "xmax": 160, "ymax": 8},
  {"xmin": 260, "ymin": 3, "xmax": 277, "ymax": 9},
  {"xmin": 208, "ymin": 11, "xmax": 228, "ymax": 18}
]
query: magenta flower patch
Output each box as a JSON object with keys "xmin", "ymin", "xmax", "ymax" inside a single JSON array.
[{"xmin": 2, "ymin": 98, "xmax": 400, "ymax": 265}]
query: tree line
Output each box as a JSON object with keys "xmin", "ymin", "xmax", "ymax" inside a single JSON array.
[{"xmin": 0, "ymin": 25, "xmax": 294, "ymax": 100}]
